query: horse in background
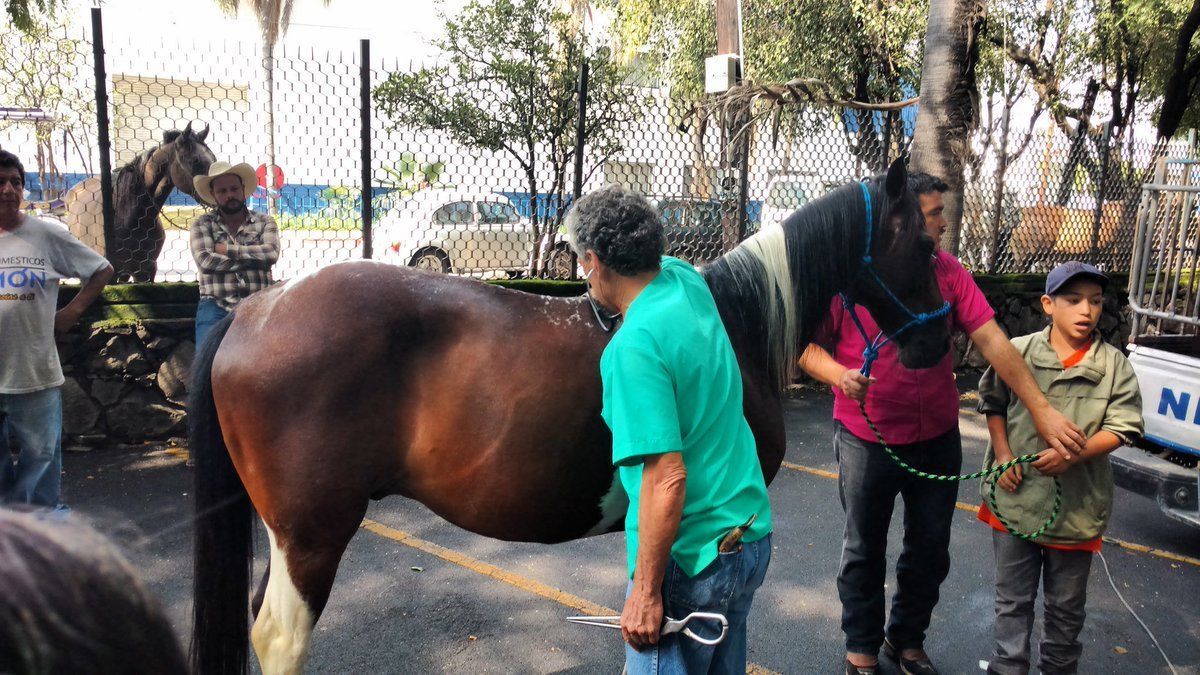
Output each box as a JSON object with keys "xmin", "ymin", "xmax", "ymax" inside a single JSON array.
[{"xmin": 65, "ymin": 122, "xmax": 215, "ymax": 281}]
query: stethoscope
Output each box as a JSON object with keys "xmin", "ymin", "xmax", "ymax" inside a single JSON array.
[{"xmin": 584, "ymin": 268, "xmax": 619, "ymax": 332}]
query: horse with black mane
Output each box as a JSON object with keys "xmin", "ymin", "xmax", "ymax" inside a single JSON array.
[
  {"xmin": 65, "ymin": 122, "xmax": 215, "ymax": 281},
  {"xmin": 189, "ymin": 160, "xmax": 950, "ymax": 674}
]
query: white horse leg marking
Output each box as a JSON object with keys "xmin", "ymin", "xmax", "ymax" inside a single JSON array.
[
  {"xmin": 251, "ymin": 522, "xmax": 315, "ymax": 675},
  {"xmin": 583, "ymin": 471, "xmax": 629, "ymax": 537}
]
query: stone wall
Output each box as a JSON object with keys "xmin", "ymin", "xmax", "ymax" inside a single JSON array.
[
  {"xmin": 953, "ymin": 275, "xmax": 1131, "ymax": 372},
  {"xmin": 57, "ymin": 321, "xmax": 194, "ymax": 448}
]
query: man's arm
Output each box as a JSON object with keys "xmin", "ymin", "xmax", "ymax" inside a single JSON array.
[
  {"xmin": 798, "ymin": 343, "xmax": 874, "ymax": 401},
  {"xmin": 55, "ymin": 263, "xmax": 114, "ymax": 333},
  {"xmin": 190, "ymin": 219, "xmax": 239, "ymax": 272},
  {"xmin": 969, "ymin": 320, "xmax": 1086, "ymax": 458},
  {"xmin": 621, "ymin": 451, "xmax": 686, "ymax": 650},
  {"xmin": 226, "ymin": 215, "xmax": 281, "ymax": 268},
  {"xmin": 1031, "ymin": 430, "xmax": 1123, "ymax": 476}
]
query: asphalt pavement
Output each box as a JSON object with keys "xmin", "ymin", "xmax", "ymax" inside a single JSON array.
[{"xmin": 61, "ymin": 388, "xmax": 1200, "ymax": 674}]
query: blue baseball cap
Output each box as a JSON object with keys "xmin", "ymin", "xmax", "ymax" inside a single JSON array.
[{"xmin": 1045, "ymin": 261, "xmax": 1109, "ymax": 295}]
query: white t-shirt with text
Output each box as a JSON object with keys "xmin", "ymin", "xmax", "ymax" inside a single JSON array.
[{"xmin": 0, "ymin": 215, "xmax": 109, "ymax": 393}]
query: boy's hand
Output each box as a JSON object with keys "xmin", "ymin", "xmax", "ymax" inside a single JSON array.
[
  {"xmin": 1032, "ymin": 448, "xmax": 1074, "ymax": 476},
  {"xmin": 997, "ymin": 462, "xmax": 1023, "ymax": 492},
  {"xmin": 1031, "ymin": 407, "xmax": 1086, "ymax": 459}
]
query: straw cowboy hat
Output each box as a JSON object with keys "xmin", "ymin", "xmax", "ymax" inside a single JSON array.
[{"xmin": 194, "ymin": 161, "xmax": 258, "ymax": 206}]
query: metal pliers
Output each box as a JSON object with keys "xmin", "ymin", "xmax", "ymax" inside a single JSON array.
[{"xmin": 565, "ymin": 611, "xmax": 730, "ymax": 646}]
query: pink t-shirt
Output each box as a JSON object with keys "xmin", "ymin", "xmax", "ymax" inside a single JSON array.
[{"xmin": 817, "ymin": 251, "xmax": 995, "ymax": 444}]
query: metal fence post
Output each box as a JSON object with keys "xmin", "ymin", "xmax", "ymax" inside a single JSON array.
[
  {"xmin": 360, "ymin": 39, "xmax": 373, "ymax": 259},
  {"xmin": 572, "ymin": 60, "xmax": 589, "ymax": 202},
  {"xmin": 566, "ymin": 58, "xmax": 588, "ymax": 280},
  {"xmin": 1088, "ymin": 120, "xmax": 1113, "ymax": 265},
  {"xmin": 91, "ymin": 7, "xmax": 115, "ymax": 261}
]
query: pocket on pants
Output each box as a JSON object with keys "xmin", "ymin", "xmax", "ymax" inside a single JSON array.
[{"xmin": 665, "ymin": 550, "xmax": 742, "ymax": 614}]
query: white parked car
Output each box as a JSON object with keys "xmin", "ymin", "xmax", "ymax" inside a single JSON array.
[
  {"xmin": 374, "ymin": 190, "xmax": 535, "ymax": 275},
  {"xmin": 761, "ymin": 173, "xmax": 829, "ymax": 228}
]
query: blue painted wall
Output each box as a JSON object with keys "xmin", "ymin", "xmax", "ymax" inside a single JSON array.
[{"xmin": 23, "ymin": 173, "xmax": 763, "ymax": 226}]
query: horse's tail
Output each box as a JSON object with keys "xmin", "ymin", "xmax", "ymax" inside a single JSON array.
[{"xmin": 189, "ymin": 312, "xmax": 253, "ymax": 675}]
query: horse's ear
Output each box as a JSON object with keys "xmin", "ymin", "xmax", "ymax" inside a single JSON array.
[
  {"xmin": 183, "ymin": 121, "xmax": 194, "ymax": 138},
  {"xmin": 197, "ymin": 123, "xmax": 210, "ymax": 142},
  {"xmin": 885, "ymin": 158, "xmax": 907, "ymax": 199}
]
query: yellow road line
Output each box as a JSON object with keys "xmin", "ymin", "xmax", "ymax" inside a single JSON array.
[
  {"xmin": 359, "ymin": 518, "xmax": 783, "ymax": 675},
  {"xmin": 360, "ymin": 518, "xmax": 614, "ymax": 616},
  {"xmin": 779, "ymin": 461, "xmax": 1200, "ymax": 569},
  {"xmin": 1100, "ymin": 536, "xmax": 1200, "ymax": 567}
]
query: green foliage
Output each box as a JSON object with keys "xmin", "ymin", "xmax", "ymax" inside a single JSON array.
[
  {"xmin": 1127, "ymin": 0, "xmax": 1200, "ymax": 134},
  {"xmin": 318, "ymin": 152, "xmax": 448, "ymax": 226},
  {"xmin": 0, "ymin": 14, "xmax": 96, "ymax": 196},
  {"xmin": 4, "ymin": 0, "xmax": 62, "ymax": 33},
  {"xmin": 373, "ymin": 0, "xmax": 646, "ymax": 236},
  {"xmin": 605, "ymin": 0, "xmax": 927, "ymax": 101}
]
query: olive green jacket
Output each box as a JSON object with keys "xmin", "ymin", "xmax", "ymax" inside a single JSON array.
[{"xmin": 978, "ymin": 327, "xmax": 1143, "ymax": 545}]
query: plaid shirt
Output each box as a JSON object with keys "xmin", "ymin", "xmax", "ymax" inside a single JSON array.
[{"xmin": 189, "ymin": 209, "xmax": 280, "ymax": 311}]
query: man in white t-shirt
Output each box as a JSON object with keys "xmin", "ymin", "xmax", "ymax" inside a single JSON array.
[{"xmin": 0, "ymin": 150, "xmax": 113, "ymax": 510}]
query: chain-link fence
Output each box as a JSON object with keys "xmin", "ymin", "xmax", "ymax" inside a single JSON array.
[{"xmin": 5, "ymin": 10, "xmax": 1198, "ymax": 284}]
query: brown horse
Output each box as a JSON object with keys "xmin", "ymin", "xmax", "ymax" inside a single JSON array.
[
  {"xmin": 190, "ymin": 160, "xmax": 950, "ymax": 674},
  {"xmin": 65, "ymin": 122, "xmax": 215, "ymax": 281}
]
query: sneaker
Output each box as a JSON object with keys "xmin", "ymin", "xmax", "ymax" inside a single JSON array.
[{"xmin": 883, "ymin": 638, "xmax": 939, "ymax": 675}]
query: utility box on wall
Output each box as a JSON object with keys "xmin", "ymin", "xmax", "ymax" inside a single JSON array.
[{"xmin": 705, "ymin": 54, "xmax": 741, "ymax": 94}]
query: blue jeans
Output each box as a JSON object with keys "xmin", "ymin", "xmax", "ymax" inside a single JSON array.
[
  {"xmin": 195, "ymin": 297, "xmax": 230, "ymax": 348},
  {"xmin": 0, "ymin": 387, "xmax": 64, "ymax": 508},
  {"xmin": 624, "ymin": 534, "xmax": 772, "ymax": 675},
  {"xmin": 834, "ymin": 421, "xmax": 961, "ymax": 655}
]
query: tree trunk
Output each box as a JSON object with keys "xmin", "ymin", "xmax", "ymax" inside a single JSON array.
[
  {"xmin": 909, "ymin": 0, "xmax": 982, "ymax": 255},
  {"xmin": 688, "ymin": 107, "xmax": 712, "ymax": 199},
  {"xmin": 264, "ymin": 39, "xmax": 279, "ymax": 216},
  {"xmin": 526, "ymin": 168, "xmax": 540, "ymax": 277},
  {"xmin": 1156, "ymin": 0, "xmax": 1200, "ymax": 140},
  {"xmin": 988, "ymin": 101, "xmax": 1012, "ymax": 273}
]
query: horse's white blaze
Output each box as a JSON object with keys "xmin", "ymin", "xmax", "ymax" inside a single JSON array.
[
  {"xmin": 583, "ymin": 471, "xmax": 628, "ymax": 536},
  {"xmin": 251, "ymin": 523, "xmax": 314, "ymax": 675}
]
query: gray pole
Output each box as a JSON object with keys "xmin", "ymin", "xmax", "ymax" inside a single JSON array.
[
  {"xmin": 360, "ymin": 39, "xmax": 373, "ymax": 259},
  {"xmin": 91, "ymin": 8, "xmax": 116, "ymax": 263},
  {"xmin": 572, "ymin": 60, "xmax": 589, "ymax": 201}
]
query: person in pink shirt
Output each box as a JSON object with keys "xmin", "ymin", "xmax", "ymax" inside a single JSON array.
[{"xmin": 799, "ymin": 173, "xmax": 1085, "ymax": 675}]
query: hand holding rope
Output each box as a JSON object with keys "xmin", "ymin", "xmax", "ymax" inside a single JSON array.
[{"xmin": 844, "ymin": 181, "xmax": 1061, "ymax": 541}]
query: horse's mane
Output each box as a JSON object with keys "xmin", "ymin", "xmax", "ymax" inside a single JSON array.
[
  {"xmin": 703, "ymin": 179, "xmax": 890, "ymax": 390},
  {"xmin": 112, "ymin": 147, "xmax": 158, "ymax": 214}
]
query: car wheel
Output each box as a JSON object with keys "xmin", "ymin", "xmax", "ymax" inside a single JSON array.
[
  {"xmin": 548, "ymin": 246, "xmax": 576, "ymax": 279},
  {"xmin": 409, "ymin": 248, "xmax": 451, "ymax": 273}
]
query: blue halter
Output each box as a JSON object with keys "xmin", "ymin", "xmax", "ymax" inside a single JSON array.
[{"xmin": 839, "ymin": 183, "xmax": 952, "ymax": 378}]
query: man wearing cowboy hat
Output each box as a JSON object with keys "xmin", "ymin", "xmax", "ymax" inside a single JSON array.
[{"xmin": 189, "ymin": 161, "xmax": 280, "ymax": 346}]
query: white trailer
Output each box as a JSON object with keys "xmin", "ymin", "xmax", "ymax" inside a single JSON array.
[{"xmin": 1112, "ymin": 157, "xmax": 1200, "ymax": 529}]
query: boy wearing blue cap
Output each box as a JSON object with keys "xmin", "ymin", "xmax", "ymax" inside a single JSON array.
[{"xmin": 976, "ymin": 261, "xmax": 1143, "ymax": 675}]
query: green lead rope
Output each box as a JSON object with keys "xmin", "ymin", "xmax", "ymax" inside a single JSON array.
[{"xmin": 857, "ymin": 401, "xmax": 1063, "ymax": 541}]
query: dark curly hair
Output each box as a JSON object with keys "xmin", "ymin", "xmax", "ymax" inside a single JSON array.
[
  {"xmin": 909, "ymin": 171, "xmax": 948, "ymax": 196},
  {"xmin": 0, "ymin": 150, "xmax": 26, "ymax": 186},
  {"xmin": 565, "ymin": 184, "xmax": 663, "ymax": 276}
]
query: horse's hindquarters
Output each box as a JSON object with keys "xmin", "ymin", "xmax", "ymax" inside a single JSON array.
[{"xmin": 64, "ymin": 177, "xmax": 106, "ymax": 256}]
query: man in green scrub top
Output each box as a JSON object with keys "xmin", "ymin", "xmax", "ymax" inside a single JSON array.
[{"xmin": 566, "ymin": 185, "xmax": 773, "ymax": 674}]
